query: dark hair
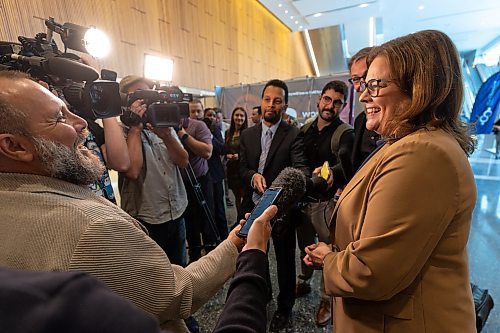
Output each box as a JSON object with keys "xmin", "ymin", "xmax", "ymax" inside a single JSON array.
[
  {"xmin": 0, "ymin": 71, "xmax": 33, "ymax": 136},
  {"xmin": 348, "ymin": 47, "xmax": 373, "ymax": 71},
  {"xmin": 321, "ymin": 80, "xmax": 348, "ymax": 102},
  {"xmin": 367, "ymin": 30, "xmax": 474, "ymax": 155},
  {"xmin": 204, "ymin": 107, "xmax": 216, "ymax": 116},
  {"xmin": 226, "ymin": 106, "xmax": 248, "ymax": 144},
  {"xmin": 253, "ymin": 106, "xmax": 262, "ymax": 115},
  {"xmin": 262, "ymin": 79, "xmax": 288, "ymax": 104}
]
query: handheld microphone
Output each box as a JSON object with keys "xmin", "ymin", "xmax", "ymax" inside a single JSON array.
[
  {"xmin": 270, "ymin": 167, "xmax": 307, "ymax": 209},
  {"xmin": 238, "ymin": 167, "xmax": 306, "ymax": 238}
]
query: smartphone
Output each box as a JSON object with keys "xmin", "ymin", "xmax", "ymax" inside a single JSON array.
[
  {"xmin": 237, "ymin": 187, "xmax": 282, "ymax": 238},
  {"xmin": 320, "ymin": 161, "xmax": 330, "ymax": 180}
]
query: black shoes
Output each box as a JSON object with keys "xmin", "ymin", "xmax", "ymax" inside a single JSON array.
[{"xmin": 269, "ymin": 310, "xmax": 292, "ymax": 331}]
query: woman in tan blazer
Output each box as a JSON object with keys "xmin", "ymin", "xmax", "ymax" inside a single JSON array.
[{"xmin": 304, "ymin": 30, "xmax": 477, "ymax": 332}]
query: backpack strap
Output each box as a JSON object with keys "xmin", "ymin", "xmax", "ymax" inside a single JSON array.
[{"xmin": 330, "ymin": 122, "xmax": 353, "ymax": 158}]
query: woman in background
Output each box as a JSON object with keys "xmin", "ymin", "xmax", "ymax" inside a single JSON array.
[{"xmin": 225, "ymin": 107, "xmax": 248, "ymax": 220}]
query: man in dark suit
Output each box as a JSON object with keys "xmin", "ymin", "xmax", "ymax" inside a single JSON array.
[
  {"xmin": 239, "ymin": 79, "xmax": 310, "ymax": 331},
  {"xmin": 349, "ymin": 47, "xmax": 381, "ymax": 171}
]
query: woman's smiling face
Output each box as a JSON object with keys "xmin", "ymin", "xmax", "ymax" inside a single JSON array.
[{"xmin": 359, "ymin": 55, "xmax": 411, "ymax": 136}]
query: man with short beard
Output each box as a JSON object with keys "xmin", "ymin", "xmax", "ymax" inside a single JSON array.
[
  {"xmin": 0, "ymin": 71, "xmax": 247, "ymax": 333},
  {"xmin": 239, "ymin": 79, "xmax": 310, "ymax": 331},
  {"xmin": 295, "ymin": 80, "xmax": 355, "ymax": 327}
]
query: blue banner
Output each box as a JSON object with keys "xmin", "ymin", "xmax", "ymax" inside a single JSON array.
[{"xmin": 469, "ymin": 71, "xmax": 500, "ymax": 134}]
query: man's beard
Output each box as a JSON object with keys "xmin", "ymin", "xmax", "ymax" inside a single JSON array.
[
  {"xmin": 318, "ymin": 107, "xmax": 337, "ymax": 122},
  {"xmin": 263, "ymin": 110, "xmax": 281, "ymax": 124},
  {"xmin": 31, "ymin": 136, "xmax": 105, "ymax": 186}
]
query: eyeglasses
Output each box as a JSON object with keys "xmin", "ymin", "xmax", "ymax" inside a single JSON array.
[
  {"xmin": 359, "ymin": 78, "xmax": 394, "ymax": 97},
  {"xmin": 348, "ymin": 71, "xmax": 367, "ymax": 85},
  {"xmin": 320, "ymin": 95, "xmax": 345, "ymax": 108},
  {"xmin": 348, "ymin": 76, "xmax": 363, "ymax": 85}
]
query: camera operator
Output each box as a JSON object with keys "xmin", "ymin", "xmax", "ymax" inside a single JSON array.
[
  {"xmin": 0, "ymin": 70, "xmax": 246, "ymax": 333},
  {"xmin": 118, "ymin": 75, "xmax": 189, "ymax": 267},
  {"xmin": 181, "ymin": 99, "xmax": 218, "ymax": 263}
]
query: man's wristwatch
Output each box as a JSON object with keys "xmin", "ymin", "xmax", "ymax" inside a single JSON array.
[{"xmin": 181, "ymin": 133, "xmax": 189, "ymax": 142}]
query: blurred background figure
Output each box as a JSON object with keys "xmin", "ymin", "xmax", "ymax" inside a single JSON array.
[{"xmin": 224, "ymin": 106, "xmax": 248, "ymax": 221}]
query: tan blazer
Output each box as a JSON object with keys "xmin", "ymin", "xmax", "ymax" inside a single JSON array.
[{"xmin": 324, "ymin": 128, "xmax": 476, "ymax": 333}]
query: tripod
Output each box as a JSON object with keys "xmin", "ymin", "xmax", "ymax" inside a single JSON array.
[{"xmin": 183, "ymin": 163, "xmax": 221, "ymax": 244}]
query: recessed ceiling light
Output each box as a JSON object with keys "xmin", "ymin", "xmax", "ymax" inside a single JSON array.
[
  {"xmin": 290, "ymin": 15, "xmax": 294, "ymax": 19},
  {"xmin": 278, "ymin": 3, "xmax": 282, "ymax": 7},
  {"xmin": 313, "ymin": 13, "xmax": 323, "ymax": 18},
  {"xmin": 295, "ymin": 20, "xmax": 299, "ymax": 24},
  {"xmin": 418, "ymin": 5, "xmax": 425, "ymax": 10},
  {"xmin": 299, "ymin": 25, "xmax": 303, "ymax": 29},
  {"xmin": 285, "ymin": 10, "xmax": 288, "ymax": 14},
  {"xmin": 359, "ymin": 3, "xmax": 369, "ymax": 8}
]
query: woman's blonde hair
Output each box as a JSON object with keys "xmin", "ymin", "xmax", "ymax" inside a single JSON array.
[{"xmin": 368, "ymin": 30, "xmax": 474, "ymax": 155}]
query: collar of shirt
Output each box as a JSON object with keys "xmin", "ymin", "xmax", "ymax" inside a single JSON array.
[{"xmin": 261, "ymin": 120, "xmax": 281, "ymax": 141}]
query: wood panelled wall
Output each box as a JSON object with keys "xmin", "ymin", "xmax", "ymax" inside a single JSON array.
[{"xmin": 0, "ymin": 0, "xmax": 313, "ymax": 90}]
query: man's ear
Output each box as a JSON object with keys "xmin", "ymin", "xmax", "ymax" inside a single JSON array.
[{"xmin": 0, "ymin": 134, "xmax": 34, "ymax": 162}]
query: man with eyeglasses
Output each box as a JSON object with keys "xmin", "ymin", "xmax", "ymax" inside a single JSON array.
[
  {"xmin": 295, "ymin": 80, "xmax": 355, "ymax": 327},
  {"xmin": 349, "ymin": 47, "xmax": 382, "ymax": 171}
]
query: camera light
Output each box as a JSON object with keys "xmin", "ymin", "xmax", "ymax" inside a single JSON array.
[
  {"xmin": 144, "ymin": 54, "xmax": 174, "ymax": 82},
  {"xmin": 84, "ymin": 27, "xmax": 111, "ymax": 58}
]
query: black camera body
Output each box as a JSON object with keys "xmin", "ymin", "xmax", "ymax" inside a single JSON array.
[
  {"xmin": 0, "ymin": 21, "xmax": 121, "ymax": 120},
  {"xmin": 121, "ymin": 86, "xmax": 192, "ymax": 128}
]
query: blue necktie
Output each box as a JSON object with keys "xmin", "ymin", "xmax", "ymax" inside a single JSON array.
[{"xmin": 253, "ymin": 129, "xmax": 273, "ymax": 204}]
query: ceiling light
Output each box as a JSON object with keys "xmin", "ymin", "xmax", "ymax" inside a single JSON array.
[
  {"xmin": 285, "ymin": 10, "xmax": 288, "ymax": 14},
  {"xmin": 299, "ymin": 25, "xmax": 303, "ymax": 29},
  {"xmin": 295, "ymin": 20, "xmax": 299, "ymax": 24},
  {"xmin": 278, "ymin": 3, "xmax": 282, "ymax": 7},
  {"xmin": 313, "ymin": 13, "xmax": 323, "ymax": 18},
  {"xmin": 418, "ymin": 5, "xmax": 425, "ymax": 10},
  {"xmin": 290, "ymin": 16, "xmax": 294, "ymax": 19},
  {"xmin": 359, "ymin": 3, "xmax": 369, "ymax": 8}
]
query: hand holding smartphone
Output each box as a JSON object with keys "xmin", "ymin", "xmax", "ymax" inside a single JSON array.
[{"xmin": 237, "ymin": 187, "xmax": 282, "ymax": 238}]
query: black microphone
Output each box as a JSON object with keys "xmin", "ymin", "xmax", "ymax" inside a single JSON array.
[
  {"xmin": 265, "ymin": 167, "xmax": 307, "ymax": 234},
  {"xmin": 270, "ymin": 167, "xmax": 307, "ymax": 209},
  {"xmin": 237, "ymin": 167, "xmax": 307, "ymax": 237},
  {"xmin": 10, "ymin": 54, "xmax": 99, "ymax": 82}
]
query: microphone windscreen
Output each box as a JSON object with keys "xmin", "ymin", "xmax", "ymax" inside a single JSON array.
[
  {"xmin": 270, "ymin": 167, "xmax": 307, "ymax": 208},
  {"xmin": 44, "ymin": 57, "xmax": 99, "ymax": 82}
]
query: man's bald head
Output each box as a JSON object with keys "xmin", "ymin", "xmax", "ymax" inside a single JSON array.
[{"xmin": 0, "ymin": 71, "xmax": 33, "ymax": 136}]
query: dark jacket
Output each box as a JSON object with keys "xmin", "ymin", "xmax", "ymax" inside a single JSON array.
[
  {"xmin": 0, "ymin": 268, "xmax": 160, "ymax": 333},
  {"xmin": 207, "ymin": 122, "xmax": 226, "ymax": 183},
  {"xmin": 239, "ymin": 121, "xmax": 310, "ymax": 212},
  {"xmin": 213, "ymin": 250, "xmax": 269, "ymax": 333},
  {"xmin": 352, "ymin": 112, "xmax": 380, "ymax": 171}
]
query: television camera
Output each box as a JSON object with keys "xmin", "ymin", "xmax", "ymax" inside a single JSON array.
[
  {"xmin": 0, "ymin": 17, "xmax": 121, "ymax": 120},
  {"xmin": 121, "ymin": 85, "xmax": 192, "ymax": 128}
]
